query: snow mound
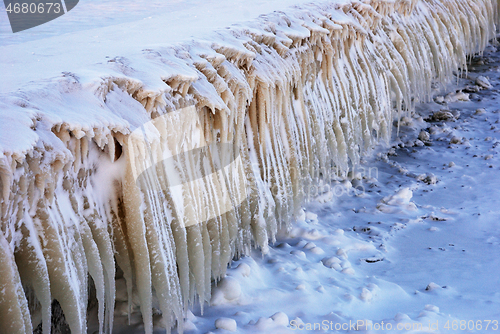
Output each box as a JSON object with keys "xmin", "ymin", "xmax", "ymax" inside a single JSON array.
[
  {"xmin": 378, "ymin": 188, "xmax": 417, "ymax": 213},
  {"xmin": 214, "ymin": 317, "xmax": 237, "ymax": 331},
  {"xmin": 210, "ymin": 277, "xmax": 242, "ymax": 306}
]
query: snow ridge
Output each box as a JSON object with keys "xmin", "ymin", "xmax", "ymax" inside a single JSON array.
[{"xmin": 0, "ymin": 0, "xmax": 498, "ymax": 333}]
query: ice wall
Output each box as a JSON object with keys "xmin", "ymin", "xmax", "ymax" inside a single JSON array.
[{"xmin": 0, "ymin": 0, "xmax": 498, "ymax": 333}]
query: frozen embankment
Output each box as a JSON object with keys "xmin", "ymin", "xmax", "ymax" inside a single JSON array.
[{"xmin": 0, "ymin": 0, "xmax": 498, "ymax": 333}]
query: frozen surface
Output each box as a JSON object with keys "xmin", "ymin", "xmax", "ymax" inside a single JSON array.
[{"xmin": 0, "ymin": 0, "xmax": 499, "ymax": 333}]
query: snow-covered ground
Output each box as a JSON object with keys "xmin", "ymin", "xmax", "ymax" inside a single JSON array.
[{"xmin": 133, "ymin": 46, "xmax": 500, "ymax": 334}]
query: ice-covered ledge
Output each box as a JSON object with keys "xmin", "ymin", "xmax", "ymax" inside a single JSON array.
[
  {"xmin": 0, "ymin": 0, "xmax": 341, "ymax": 92},
  {"xmin": 0, "ymin": 0, "xmax": 331, "ymax": 155},
  {"xmin": 1, "ymin": 1, "xmax": 375, "ymax": 157},
  {"xmin": 0, "ymin": 0, "xmax": 498, "ymax": 333}
]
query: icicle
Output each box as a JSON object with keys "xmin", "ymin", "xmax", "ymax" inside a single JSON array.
[
  {"xmin": 42, "ymin": 196, "xmax": 88, "ymax": 334},
  {"xmin": 122, "ymin": 162, "xmax": 153, "ymax": 334},
  {"xmin": 80, "ymin": 221, "xmax": 106, "ymax": 334},
  {"xmin": 110, "ymin": 206, "xmax": 134, "ymax": 324},
  {"xmin": 0, "ymin": 233, "xmax": 33, "ymax": 334},
  {"xmin": 14, "ymin": 222, "xmax": 52, "ymax": 334},
  {"xmin": 86, "ymin": 210, "xmax": 116, "ymax": 334}
]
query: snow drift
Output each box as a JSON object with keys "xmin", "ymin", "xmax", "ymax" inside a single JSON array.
[{"xmin": 0, "ymin": 0, "xmax": 498, "ymax": 332}]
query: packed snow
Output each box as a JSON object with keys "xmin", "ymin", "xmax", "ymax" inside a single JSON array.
[{"xmin": 0, "ymin": 0, "xmax": 499, "ymax": 333}]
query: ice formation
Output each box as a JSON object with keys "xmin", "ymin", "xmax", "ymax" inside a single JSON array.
[{"xmin": 0, "ymin": 0, "xmax": 498, "ymax": 332}]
